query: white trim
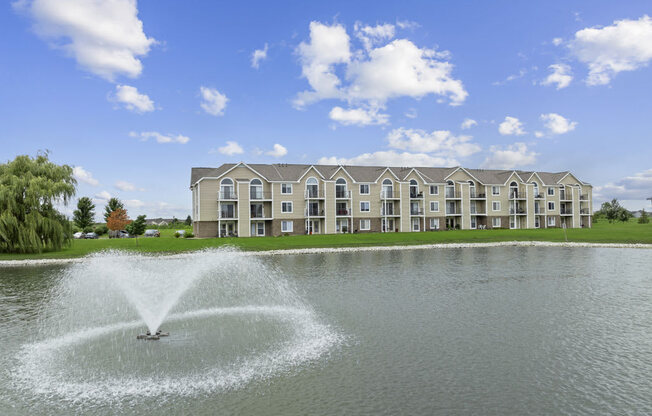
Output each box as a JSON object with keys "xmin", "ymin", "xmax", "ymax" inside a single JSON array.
[
  {"xmin": 429, "ymin": 185, "xmax": 439, "ymax": 195},
  {"xmin": 280, "ymin": 183, "xmax": 293, "ymax": 195},
  {"xmin": 492, "ymin": 186, "xmax": 500, "ymax": 196},
  {"xmin": 492, "ymin": 217, "xmax": 501, "ymax": 228},
  {"xmin": 360, "ymin": 219, "xmax": 371, "ymax": 231},
  {"xmin": 281, "ymin": 201, "xmax": 293, "ymax": 213},
  {"xmin": 492, "ymin": 201, "xmax": 501, "ymax": 211},
  {"xmin": 359, "ymin": 183, "xmax": 370, "ymax": 195},
  {"xmin": 281, "ymin": 220, "xmax": 293, "ymax": 233},
  {"xmin": 443, "ymin": 166, "xmax": 484, "ymax": 184},
  {"xmin": 374, "ymin": 167, "xmax": 401, "ymax": 182},
  {"xmin": 430, "ymin": 201, "xmax": 439, "ymax": 212},
  {"xmin": 548, "ymin": 201, "xmax": 555, "ymax": 211},
  {"xmin": 360, "ymin": 201, "xmax": 370, "ymax": 212},
  {"xmin": 297, "ymin": 165, "xmax": 326, "ymax": 181},
  {"xmin": 328, "ymin": 165, "xmax": 356, "ymax": 182},
  {"xmin": 429, "ymin": 217, "xmax": 440, "ymax": 230}
]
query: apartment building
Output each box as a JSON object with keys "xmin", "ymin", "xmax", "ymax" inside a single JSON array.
[{"xmin": 190, "ymin": 163, "xmax": 592, "ymax": 238}]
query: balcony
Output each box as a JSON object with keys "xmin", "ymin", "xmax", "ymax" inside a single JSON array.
[
  {"xmin": 470, "ymin": 191, "xmax": 486, "ymax": 199},
  {"xmin": 335, "ymin": 190, "xmax": 351, "ymax": 199},
  {"xmin": 560, "ymin": 208, "xmax": 573, "ymax": 215},
  {"xmin": 534, "ymin": 208, "xmax": 544, "ymax": 214},
  {"xmin": 219, "ymin": 190, "xmax": 238, "ymax": 200},
  {"xmin": 446, "ymin": 207, "xmax": 461, "ymax": 215},
  {"xmin": 305, "ymin": 189, "xmax": 325, "ymax": 199},
  {"xmin": 509, "ymin": 191, "xmax": 526, "ymax": 199},
  {"xmin": 409, "ymin": 191, "xmax": 424, "ymax": 199},
  {"xmin": 250, "ymin": 209, "xmax": 268, "ymax": 219},
  {"xmin": 250, "ymin": 191, "xmax": 272, "ymax": 200},
  {"xmin": 445, "ymin": 191, "xmax": 461, "ymax": 199},
  {"xmin": 580, "ymin": 194, "xmax": 589, "ymax": 200},
  {"xmin": 410, "ymin": 208, "xmax": 424, "ymax": 216},
  {"xmin": 560, "ymin": 193, "xmax": 572, "ymax": 201},
  {"xmin": 534, "ymin": 193, "xmax": 545, "ymax": 199},
  {"xmin": 470, "ymin": 208, "xmax": 486, "ymax": 215},
  {"xmin": 305, "ymin": 208, "xmax": 325, "ymax": 217},
  {"xmin": 219, "ymin": 210, "xmax": 237, "ymax": 219},
  {"xmin": 381, "ymin": 207, "xmax": 400, "ymax": 216},
  {"xmin": 580, "ymin": 208, "xmax": 590, "ymax": 215},
  {"xmin": 380, "ymin": 189, "xmax": 400, "ymax": 199},
  {"xmin": 336, "ymin": 209, "xmax": 350, "ymax": 216},
  {"xmin": 509, "ymin": 208, "xmax": 526, "ymax": 215}
]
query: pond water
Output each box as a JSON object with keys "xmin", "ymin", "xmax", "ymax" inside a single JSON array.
[{"xmin": 0, "ymin": 246, "xmax": 651, "ymax": 415}]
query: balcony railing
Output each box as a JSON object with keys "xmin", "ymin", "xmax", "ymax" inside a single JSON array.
[
  {"xmin": 381, "ymin": 207, "xmax": 399, "ymax": 216},
  {"xmin": 250, "ymin": 191, "xmax": 272, "ymax": 200},
  {"xmin": 534, "ymin": 208, "xmax": 544, "ymax": 214},
  {"xmin": 305, "ymin": 189, "xmax": 325, "ymax": 199},
  {"xmin": 580, "ymin": 194, "xmax": 589, "ymax": 200},
  {"xmin": 219, "ymin": 190, "xmax": 238, "ymax": 200},
  {"xmin": 446, "ymin": 208, "xmax": 461, "ymax": 215},
  {"xmin": 219, "ymin": 210, "xmax": 236, "ymax": 219},
  {"xmin": 445, "ymin": 191, "xmax": 461, "ymax": 199},
  {"xmin": 509, "ymin": 208, "xmax": 526, "ymax": 214},
  {"xmin": 409, "ymin": 191, "xmax": 424, "ymax": 199},
  {"xmin": 560, "ymin": 208, "xmax": 573, "ymax": 215},
  {"xmin": 305, "ymin": 208, "xmax": 325, "ymax": 216},
  {"xmin": 580, "ymin": 208, "xmax": 590, "ymax": 214},
  {"xmin": 250, "ymin": 209, "xmax": 266, "ymax": 218},
  {"xmin": 560, "ymin": 193, "xmax": 572, "ymax": 201},
  {"xmin": 509, "ymin": 191, "xmax": 526, "ymax": 199},
  {"xmin": 470, "ymin": 208, "xmax": 486, "ymax": 214},
  {"xmin": 336, "ymin": 209, "xmax": 350, "ymax": 216},
  {"xmin": 410, "ymin": 208, "xmax": 424, "ymax": 215},
  {"xmin": 380, "ymin": 189, "xmax": 398, "ymax": 199},
  {"xmin": 470, "ymin": 191, "xmax": 487, "ymax": 198},
  {"xmin": 335, "ymin": 190, "xmax": 351, "ymax": 198},
  {"xmin": 534, "ymin": 193, "xmax": 544, "ymax": 199}
]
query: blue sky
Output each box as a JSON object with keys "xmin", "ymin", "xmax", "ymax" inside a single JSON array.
[{"xmin": 2, "ymin": 0, "xmax": 651, "ymax": 219}]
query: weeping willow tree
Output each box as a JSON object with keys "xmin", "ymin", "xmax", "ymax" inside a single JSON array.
[{"xmin": 0, "ymin": 153, "xmax": 76, "ymax": 253}]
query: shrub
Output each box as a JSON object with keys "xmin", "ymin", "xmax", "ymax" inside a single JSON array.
[
  {"xmin": 454, "ymin": 224, "xmax": 461, "ymax": 230},
  {"xmin": 183, "ymin": 232, "xmax": 194, "ymax": 238},
  {"xmin": 94, "ymin": 224, "xmax": 108, "ymax": 235},
  {"xmin": 174, "ymin": 232, "xmax": 181, "ymax": 238},
  {"xmin": 639, "ymin": 210, "xmax": 650, "ymax": 224}
]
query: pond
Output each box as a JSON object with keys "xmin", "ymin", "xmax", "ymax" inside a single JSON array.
[{"xmin": 0, "ymin": 246, "xmax": 650, "ymax": 415}]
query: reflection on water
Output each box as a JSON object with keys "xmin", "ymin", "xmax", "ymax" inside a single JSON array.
[{"xmin": 1, "ymin": 246, "xmax": 651, "ymax": 415}]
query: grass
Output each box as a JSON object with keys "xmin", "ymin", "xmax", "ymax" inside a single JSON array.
[{"xmin": 0, "ymin": 220, "xmax": 650, "ymax": 261}]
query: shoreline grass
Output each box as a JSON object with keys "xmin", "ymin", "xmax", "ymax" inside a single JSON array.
[{"xmin": 0, "ymin": 220, "xmax": 650, "ymax": 261}]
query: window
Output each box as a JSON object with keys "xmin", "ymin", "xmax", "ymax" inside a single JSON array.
[
  {"xmin": 492, "ymin": 217, "xmax": 501, "ymax": 228},
  {"xmin": 430, "ymin": 185, "xmax": 439, "ymax": 195},
  {"xmin": 359, "ymin": 184, "xmax": 370, "ymax": 194},
  {"xmin": 492, "ymin": 186, "xmax": 500, "ymax": 196},
  {"xmin": 360, "ymin": 219, "xmax": 371, "ymax": 230},
  {"xmin": 430, "ymin": 201, "xmax": 439, "ymax": 212},
  {"xmin": 492, "ymin": 201, "xmax": 501, "ymax": 211},
  {"xmin": 535, "ymin": 216, "xmax": 540, "ymax": 228},
  {"xmin": 548, "ymin": 216, "xmax": 556, "ymax": 227},
  {"xmin": 548, "ymin": 201, "xmax": 555, "ymax": 211},
  {"xmin": 510, "ymin": 217, "xmax": 516, "ymax": 229},
  {"xmin": 251, "ymin": 222, "xmax": 264, "ymax": 236},
  {"xmin": 430, "ymin": 218, "xmax": 440, "ymax": 230},
  {"xmin": 281, "ymin": 201, "xmax": 293, "ymax": 213},
  {"xmin": 470, "ymin": 216, "xmax": 477, "ymax": 229},
  {"xmin": 360, "ymin": 201, "xmax": 370, "ymax": 212},
  {"xmin": 411, "ymin": 218, "xmax": 420, "ymax": 231},
  {"xmin": 281, "ymin": 220, "xmax": 293, "ymax": 232},
  {"xmin": 548, "ymin": 187, "xmax": 554, "ymax": 196},
  {"xmin": 281, "ymin": 183, "xmax": 292, "ymax": 194}
]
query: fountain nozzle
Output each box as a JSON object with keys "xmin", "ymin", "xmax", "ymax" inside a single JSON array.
[{"xmin": 136, "ymin": 329, "xmax": 169, "ymax": 340}]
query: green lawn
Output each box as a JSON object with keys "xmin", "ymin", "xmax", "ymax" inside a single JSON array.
[{"xmin": 0, "ymin": 220, "xmax": 650, "ymax": 261}]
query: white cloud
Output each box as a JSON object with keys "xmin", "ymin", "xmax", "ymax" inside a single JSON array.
[
  {"xmin": 571, "ymin": 15, "xmax": 652, "ymax": 85},
  {"xmin": 541, "ymin": 64, "xmax": 573, "ymax": 89},
  {"xmin": 552, "ymin": 37, "xmax": 563, "ymax": 46},
  {"xmin": 460, "ymin": 118, "xmax": 477, "ymax": 129},
  {"xmin": 396, "ymin": 20, "xmax": 420, "ymax": 30},
  {"xmin": 199, "ymin": 86, "xmax": 228, "ymax": 116},
  {"xmin": 129, "ymin": 131, "xmax": 190, "ymax": 144},
  {"xmin": 16, "ymin": 0, "xmax": 155, "ymax": 81},
  {"xmin": 217, "ymin": 141, "xmax": 244, "ymax": 156},
  {"xmin": 594, "ymin": 169, "xmax": 652, "ymax": 201},
  {"xmin": 112, "ymin": 84, "xmax": 154, "ymax": 113},
  {"xmin": 354, "ymin": 22, "xmax": 395, "ymax": 50},
  {"xmin": 492, "ymin": 68, "xmax": 527, "ymax": 86},
  {"xmin": 266, "ymin": 143, "xmax": 287, "ymax": 158},
  {"xmin": 73, "ymin": 166, "xmax": 99, "ymax": 186},
  {"xmin": 386, "ymin": 128, "xmax": 481, "ymax": 158},
  {"xmin": 318, "ymin": 150, "xmax": 457, "ymax": 167},
  {"xmin": 294, "ymin": 21, "xmax": 467, "ymax": 120},
  {"xmin": 540, "ymin": 113, "xmax": 577, "ymax": 135},
  {"xmin": 534, "ymin": 131, "xmax": 545, "ymax": 138},
  {"xmin": 498, "ymin": 116, "xmax": 526, "ymax": 135},
  {"xmin": 114, "ymin": 180, "xmax": 143, "ymax": 192},
  {"xmin": 94, "ymin": 190, "xmax": 111, "ymax": 201},
  {"xmin": 251, "ymin": 43, "xmax": 268, "ymax": 69},
  {"xmin": 404, "ymin": 108, "xmax": 417, "ymax": 119},
  {"xmin": 481, "ymin": 142, "xmax": 537, "ymax": 169},
  {"xmin": 329, "ymin": 106, "xmax": 389, "ymax": 126}
]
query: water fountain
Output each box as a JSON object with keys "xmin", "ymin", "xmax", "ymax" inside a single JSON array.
[{"xmin": 11, "ymin": 248, "xmax": 340, "ymax": 405}]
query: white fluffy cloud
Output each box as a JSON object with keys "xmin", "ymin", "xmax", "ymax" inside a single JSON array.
[
  {"xmin": 199, "ymin": 86, "xmax": 228, "ymax": 116},
  {"xmin": 112, "ymin": 84, "xmax": 154, "ymax": 113},
  {"xmin": 460, "ymin": 118, "xmax": 477, "ymax": 129},
  {"xmin": 329, "ymin": 106, "xmax": 389, "ymax": 126},
  {"xmin": 540, "ymin": 113, "xmax": 577, "ymax": 135},
  {"xmin": 481, "ymin": 142, "xmax": 537, "ymax": 169},
  {"xmin": 16, "ymin": 0, "xmax": 155, "ymax": 81},
  {"xmin": 73, "ymin": 166, "xmax": 99, "ymax": 186},
  {"xmin": 318, "ymin": 150, "xmax": 457, "ymax": 167},
  {"xmin": 552, "ymin": 37, "xmax": 563, "ymax": 46},
  {"xmin": 386, "ymin": 128, "xmax": 480, "ymax": 158},
  {"xmin": 114, "ymin": 180, "xmax": 143, "ymax": 192},
  {"xmin": 498, "ymin": 116, "xmax": 525, "ymax": 135},
  {"xmin": 129, "ymin": 131, "xmax": 190, "ymax": 144},
  {"xmin": 571, "ymin": 15, "xmax": 652, "ymax": 85},
  {"xmin": 294, "ymin": 21, "xmax": 467, "ymax": 121},
  {"xmin": 266, "ymin": 143, "xmax": 287, "ymax": 158},
  {"xmin": 251, "ymin": 43, "xmax": 268, "ymax": 69},
  {"xmin": 217, "ymin": 141, "xmax": 244, "ymax": 156},
  {"xmin": 594, "ymin": 169, "xmax": 652, "ymax": 201},
  {"xmin": 94, "ymin": 190, "xmax": 111, "ymax": 201},
  {"xmin": 541, "ymin": 64, "xmax": 573, "ymax": 89}
]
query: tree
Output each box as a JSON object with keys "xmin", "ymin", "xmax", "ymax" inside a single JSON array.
[
  {"xmin": 126, "ymin": 215, "xmax": 146, "ymax": 237},
  {"xmin": 618, "ymin": 208, "xmax": 633, "ymax": 223},
  {"xmin": 0, "ymin": 153, "xmax": 76, "ymax": 253},
  {"xmin": 185, "ymin": 215, "xmax": 192, "ymax": 226},
  {"xmin": 103, "ymin": 197, "xmax": 124, "ymax": 222},
  {"xmin": 171, "ymin": 216, "xmax": 179, "ymax": 225},
  {"xmin": 638, "ymin": 210, "xmax": 649, "ymax": 224},
  {"xmin": 73, "ymin": 197, "xmax": 95, "ymax": 230},
  {"xmin": 107, "ymin": 209, "xmax": 131, "ymax": 231},
  {"xmin": 597, "ymin": 199, "xmax": 623, "ymax": 223}
]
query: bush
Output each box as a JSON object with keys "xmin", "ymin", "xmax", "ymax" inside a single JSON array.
[
  {"xmin": 94, "ymin": 224, "xmax": 108, "ymax": 235},
  {"xmin": 83, "ymin": 226, "xmax": 94, "ymax": 233},
  {"xmin": 183, "ymin": 232, "xmax": 194, "ymax": 238},
  {"xmin": 174, "ymin": 232, "xmax": 181, "ymax": 238},
  {"xmin": 639, "ymin": 210, "xmax": 650, "ymax": 224},
  {"xmin": 454, "ymin": 224, "xmax": 461, "ymax": 230}
]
